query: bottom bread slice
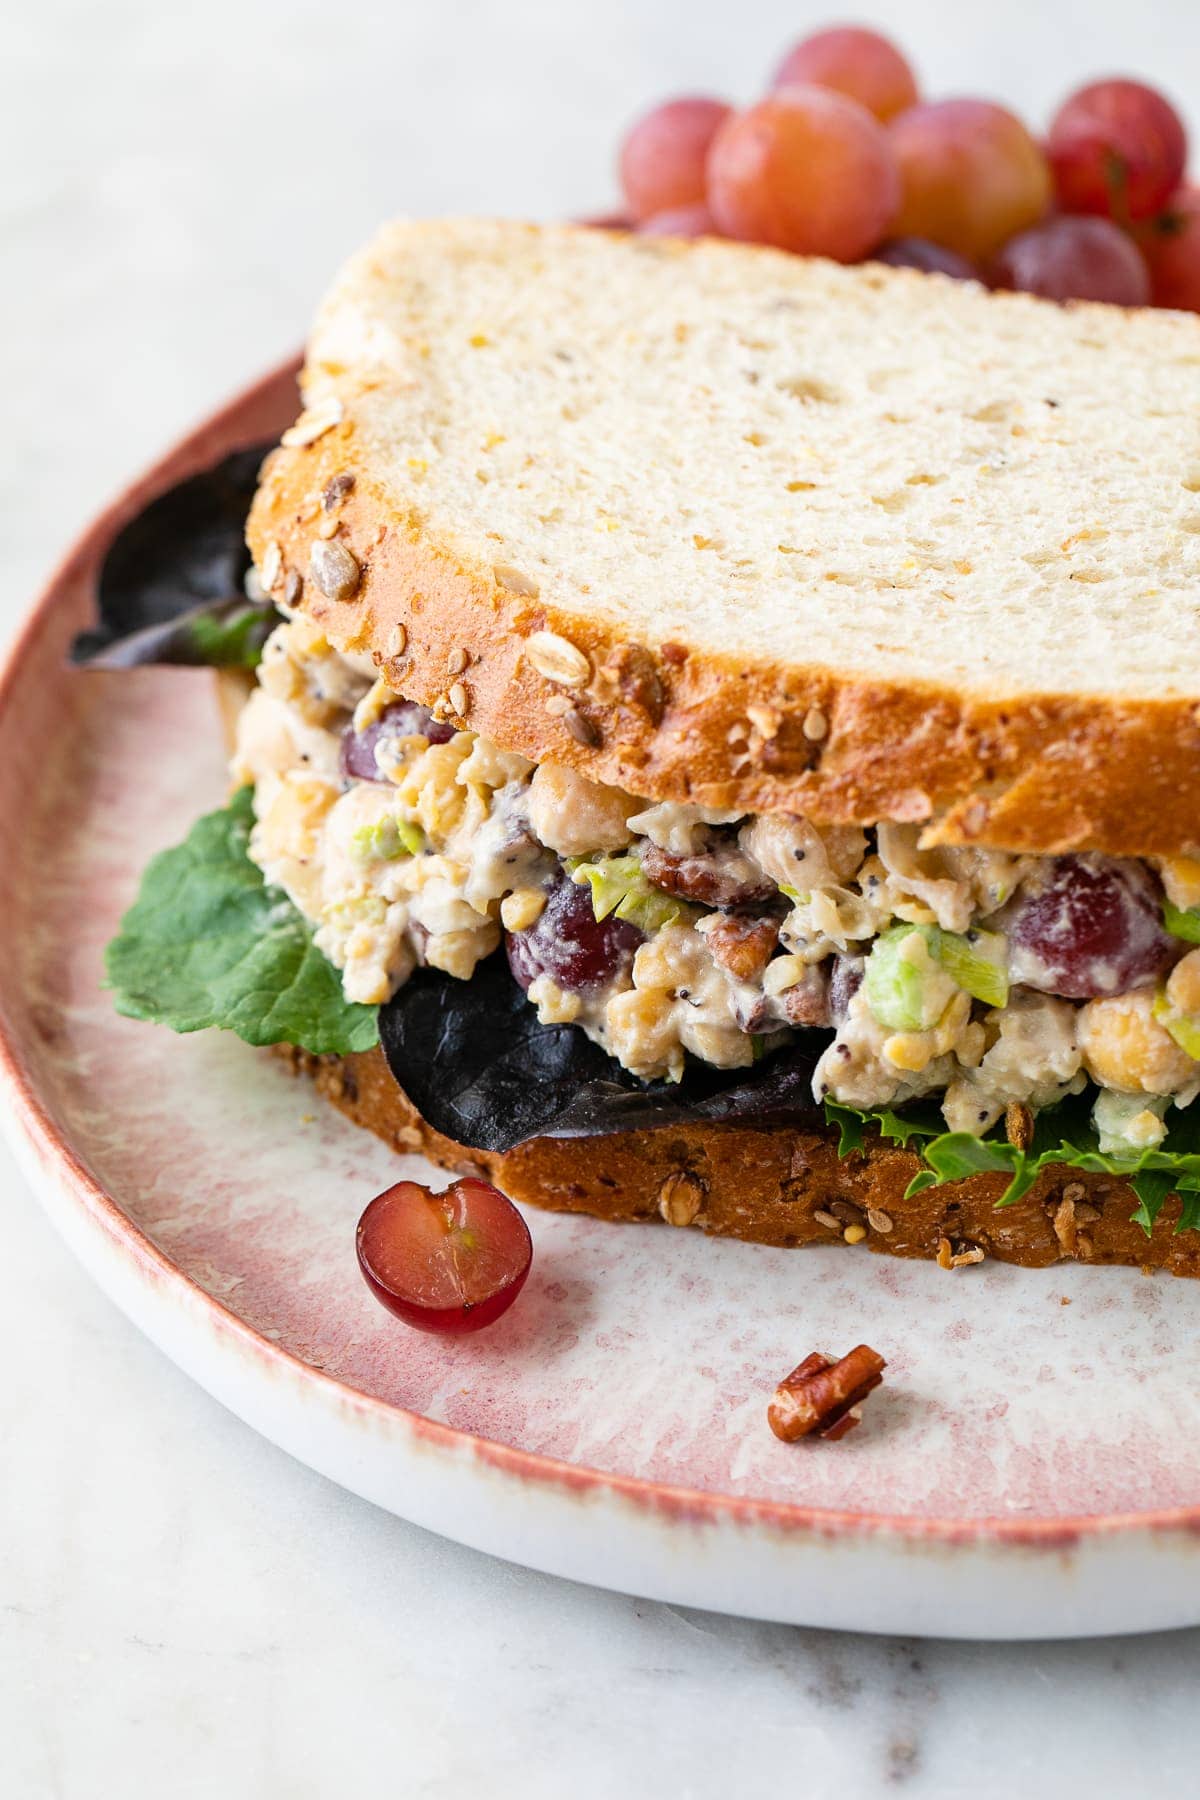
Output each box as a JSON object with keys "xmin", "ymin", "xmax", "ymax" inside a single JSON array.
[{"xmin": 277, "ymin": 1045, "xmax": 1200, "ymax": 1276}]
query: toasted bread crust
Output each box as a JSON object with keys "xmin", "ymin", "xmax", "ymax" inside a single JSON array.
[
  {"xmin": 278, "ymin": 1043, "xmax": 1200, "ymax": 1275},
  {"xmin": 248, "ymin": 431, "xmax": 1200, "ymax": 858}
]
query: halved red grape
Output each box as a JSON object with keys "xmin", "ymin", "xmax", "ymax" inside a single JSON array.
[
  {"xmin": 357, "ymin": 1178, "xmax": 532, "ymax": 1334},
  {"xmin": 999, "ymin": 855, "xmax": 1174, "ymax": 999},
  {"xmin": 889, "ymin": 99, "xmax": 1050, "ymax": 262},
  {"xmin": 340, "ymin": 700, "xmax": 454, "ymax": 781},
  {"xmin": 507, "ymin": 870, "xmax": 643, "ymax": 996},
  {"xmin": 873, "ymin": 236, "xmax": 977, "ymax": 279},
  {"xmin": 1141, "ymin": 186, "xmax": 1200, "ymax": 310},
  {"xmin": 707, "ymin": 87, "xmax": 900, "ymax": 262},
  {"xmin": 991, "ymin": 215, "xmax": 1150, "ymax": 305},
  {"xmin": 637, "ymin": 203, "xmax": 718, "ymax": 238},
  {"xmin": 619, "ymin": 96, "xmax": 732, "ymax": 223},
  {"xmin": 1048, "ymin": 79, "xmax": 1186, "ymax": 224},
  {"xmin": 771, "ymin": 26, "xmax": 919, "ymax": 124}
]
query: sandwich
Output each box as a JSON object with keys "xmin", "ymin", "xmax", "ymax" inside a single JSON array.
[{"xmin": 102, "ymin": 217, "xmax": 1200, "ymax": 1274}]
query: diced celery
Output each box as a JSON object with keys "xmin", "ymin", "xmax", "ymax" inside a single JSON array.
[
  {"xmin": 1164, "ymin": 900, "xmax": 1200, "ymax": 944},
  {"xmin": 351, "ymin": 816, "xmax": 425, "ymax": 862},
  {"xmin": 864, "ymin": 926, "xmax": 944, "ymax": 1031},
  {"xmin": 571, "ymin": 854, "xmax": 637, "ymax": 920},
  {"xmin": 1153, "ymin": 989, "xmax": 1200, "ymax": 1061},
  {"xmin": 572, "ymin": 855, "xmax": 683, "ymax": 934},
  {"xmin": 932, "ymin": 927, "xmax": 1009, "ymax": 1009},
  {"xmin": 865, "ymin": 921, "xmax": 1008, "ymax": 1031}
]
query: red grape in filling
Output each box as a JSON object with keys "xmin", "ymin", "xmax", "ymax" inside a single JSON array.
[
  {"xmin": 828, "ymin": 953, "xmax": 865, "ymax": 1023},
  {"xmin": 999, "ymin": 855, "xmax": 1173, "ymax": 999},
  {"xmin": 507, "ymin": 871, "xmax": 643, "ymax": 996},
  {"xmin": 340, "ymin": 700, "xmax": 454, "ymax": 781}
]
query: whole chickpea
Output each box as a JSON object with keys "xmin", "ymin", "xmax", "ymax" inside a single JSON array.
[{"xmin": 1078, "ymin": 988, "xmax": 1199, "ymax": 1095}]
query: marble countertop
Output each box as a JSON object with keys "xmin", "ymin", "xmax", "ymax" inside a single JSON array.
[{"xmin": 6, "ymin": 2, "xmax": 1200, "ymax": 1792}]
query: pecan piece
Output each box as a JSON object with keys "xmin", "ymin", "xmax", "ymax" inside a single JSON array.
[
  {"xmin": 767, "ymin": 1344, "xmax": 887, "ymax": 1443},
  {"xmin": 641, "ymin": 841, "xmax": 776, "ymax": 909},
  {"xmin": 781, "ymin": 964, "xmax": 832, "ymax": 1027},
  {"xmin": 703, "ymin": 912, "xmax": 780, "ymax": 981}
]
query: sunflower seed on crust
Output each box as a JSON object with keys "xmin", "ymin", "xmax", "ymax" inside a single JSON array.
[
  {"xmin": 309, "ymin": 538, "xmax": 361, "ymax": 602},
  {"xmin": 322, "ymin": 471, "xmax": 356, "ymax": 511},
  {"xmin": 565, "ymin": 706, "xmax": 601, "ymax": 747}
]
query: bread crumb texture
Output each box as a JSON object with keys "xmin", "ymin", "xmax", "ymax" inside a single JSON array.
[{"xmin": 306, "ymin": 219, "xmax": 1200, "ymax": 696}]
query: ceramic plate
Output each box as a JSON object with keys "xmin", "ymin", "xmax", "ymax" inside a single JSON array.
[{"xmin": 5, "ymin": 358, "xmax": 1200, "ymax": 1641}]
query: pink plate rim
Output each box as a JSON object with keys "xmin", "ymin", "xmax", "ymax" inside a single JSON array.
[{"xmin": 6, "ymin": 350, "xmax": 1200, "ymax": 1556}]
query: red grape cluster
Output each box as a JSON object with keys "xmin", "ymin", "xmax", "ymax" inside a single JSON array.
[{"xmin": 616, "ymin": 28, "xmax": 1200, "ymax": 310}]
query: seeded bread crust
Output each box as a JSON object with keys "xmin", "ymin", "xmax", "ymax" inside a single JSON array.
[
  {"xmin": 248, "ymin": 431, "xmax": 1200, "ymax": 859},
  {"xmin": 278, "ymin": 1042, "xmax": 1200, "ymax": 1276},
  {"xmin": 246, "ymin": 218, "xmax": 1200, "ymax": 859}
]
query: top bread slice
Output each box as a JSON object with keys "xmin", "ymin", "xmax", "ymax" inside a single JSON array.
[{"xmin": 247, "ymin": 217, "xmax": 1200, "ymax": 857}]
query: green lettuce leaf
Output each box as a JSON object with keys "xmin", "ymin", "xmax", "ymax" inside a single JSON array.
[
  {"xmin": 105, "ymin": 788, "xmax": 379, "ymax": 1055},
  {"xmin": 823, "ymin": 1098, "xmax": 942, "ymax": 1155},
  {"xmin": 823, "ymin": 1089, "xmax": 1200, "ymax": 1238}
]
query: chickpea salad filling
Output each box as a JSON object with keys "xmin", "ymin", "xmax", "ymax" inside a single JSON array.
[{"xmin": 230, "ymin": 616, "xmax": 1200, "ymax": 1166}]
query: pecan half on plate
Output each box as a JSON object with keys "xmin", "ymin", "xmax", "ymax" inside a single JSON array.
[{"xmin": 767, "ymin": 1344, "xmax": 887, "ymax": 1443}]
